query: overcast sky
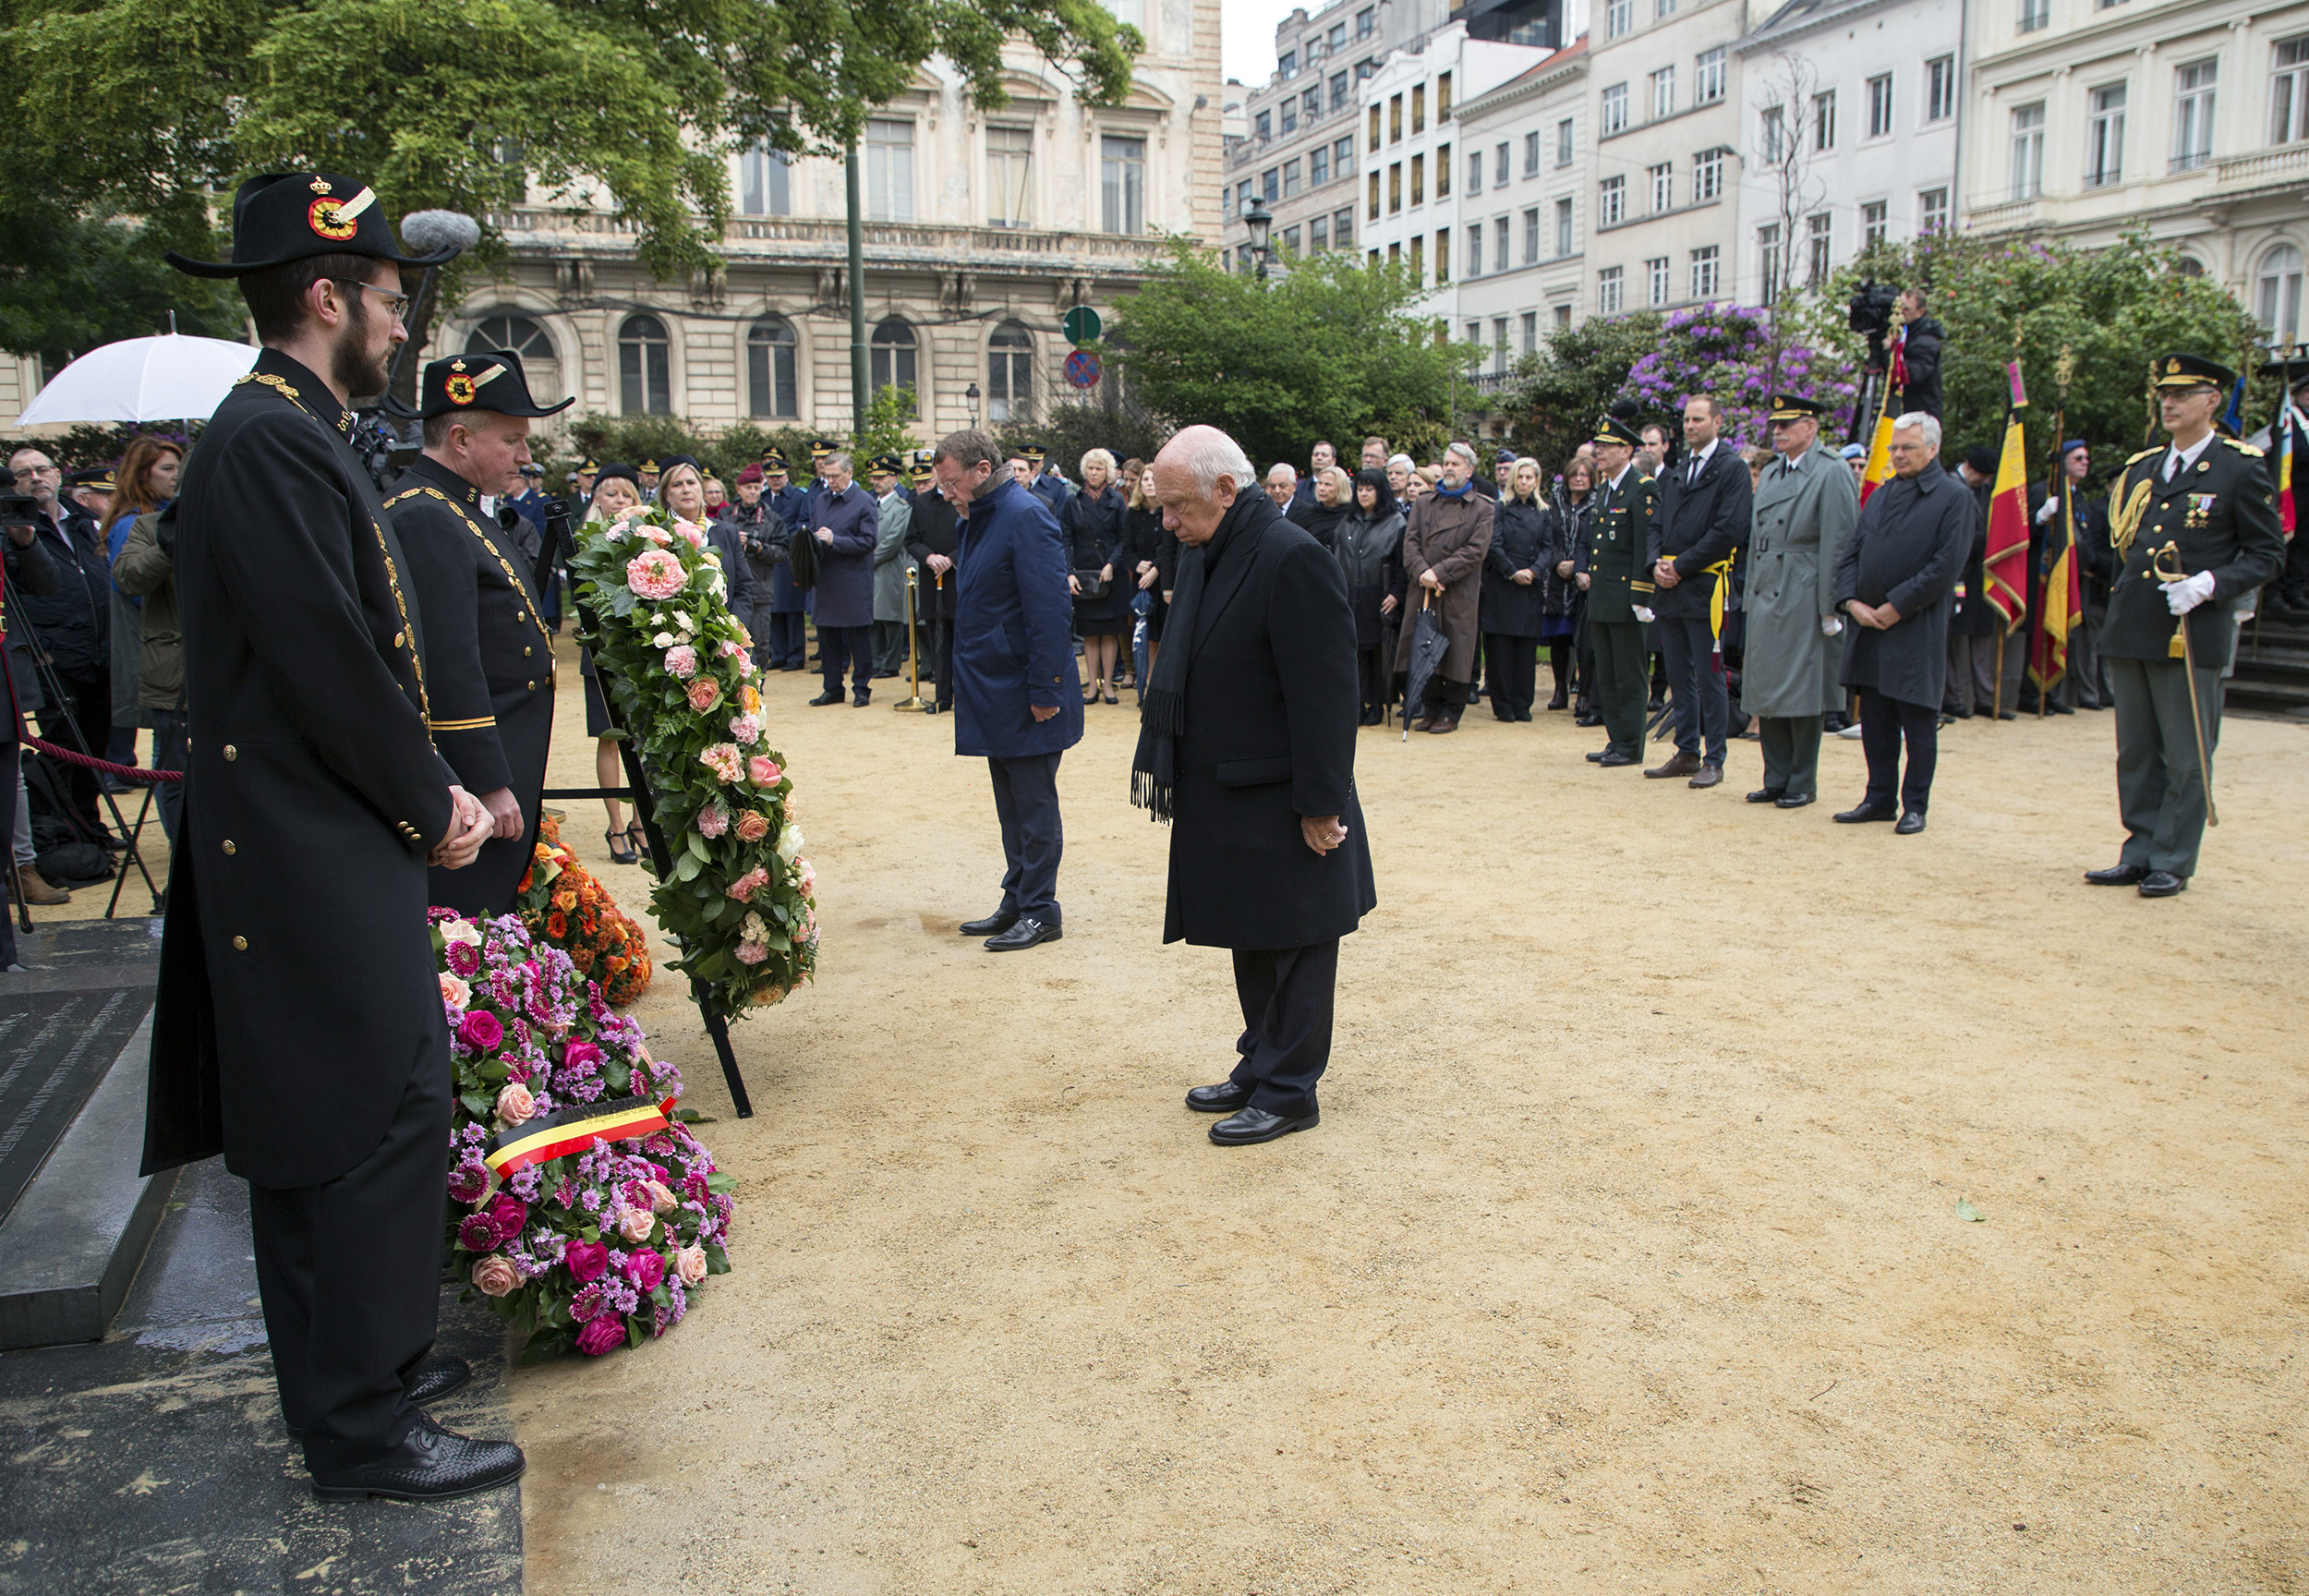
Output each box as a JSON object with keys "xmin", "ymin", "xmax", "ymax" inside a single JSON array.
[{"xmin": 1223, "ymin": 0, "xmax": 1309, "ymax": 86}]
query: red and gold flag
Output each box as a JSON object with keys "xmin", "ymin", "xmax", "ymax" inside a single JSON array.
[
  {"xmin": 1858, "ymin": 331, "xmax": 1907, "ymax": 505},
  {"xmin": 1983, "ymin": 367, "xmax": 2031, "ymax": 634},
  {"xmin": 2028, "ymin": 410, "xmax": 2083, "ymax": 695}
]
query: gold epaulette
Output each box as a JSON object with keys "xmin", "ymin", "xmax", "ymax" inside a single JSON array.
[
  {"xmin": 2126, "ymin": 446, "xmax": 2159, "ymax": 466},
  {"xmin": 2221, "ymin": 437, "xmax": 2265, "ymax": 457}
]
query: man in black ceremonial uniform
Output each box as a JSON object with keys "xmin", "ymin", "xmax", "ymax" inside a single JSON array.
[
  {"xmin": 903, "ymin": 449, "xmax": 961, "ymax": 713},
  {"xmin": 1646, "ymin": 394, "xmax": 1751, "ymax": 787},
  {"xmin": 386, "ymin": 349, "xmax": 571, "ymax": 914},
  {"xmin": 2088, "ymin": 353, "xmax": 2285, "ymax": 898},
  {"xmin": 1579, "ymin": 415, "xmax": 1660, "ymax": 768},
  {"xmin": 145, "ymin": 172, "xmax": 519, "ymax": 1504}
]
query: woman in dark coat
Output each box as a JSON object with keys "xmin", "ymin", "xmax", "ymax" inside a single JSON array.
[
  {"xmin": 1553, "ymin": 456, "xmax": 1599, "ymax": 719},
  {"xmin": 1061, "ymin": 448, "xmax": 1130, "ymax": 703},
  {"xmin": 1288, "ymin": 466, "xmax": 1350, "ymax": 550},
  {"xmin": 1333, "ymin": 467, "xmax": 1408, "ymax": 725},
  {"xmin": 1480, "ymin": 459, "xmax": 1555, "ymax": 722},
  {"xmin": 1118, "ymin": 458, "xmax": 1174, "ymax": 683}
]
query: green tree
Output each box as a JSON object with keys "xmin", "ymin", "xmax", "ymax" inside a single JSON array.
[
  {"xmin": 0, "ymin": 207, "xmax": 243, "ymax": 365},
  {"xmin": 1493, "ymin": 311, "xmax": 1663, "ymax": 471},
  {"xmin": 1108, "ymin": 246, "xmax": 1480, "ymax": 469}
]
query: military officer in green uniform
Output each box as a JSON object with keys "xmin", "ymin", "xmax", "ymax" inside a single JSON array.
[
  {"xmin": 386, "ymin": 349, "xmax": 573, "ymax": 915},
  {"xmin": 2089, "ymin": 353, "xmax": 2285, "ymax": 898},
  {"xmin": 1578, "ymin": 415, "xmax": 1660, "ymax": 768}
]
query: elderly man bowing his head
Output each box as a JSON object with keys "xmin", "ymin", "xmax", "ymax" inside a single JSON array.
[{"xmin": 1132, "ymin": 425, "xmax": 1378, "ymax": 1146}]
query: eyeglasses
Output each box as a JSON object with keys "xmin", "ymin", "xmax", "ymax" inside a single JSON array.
[{"xmin": 333, "ymin": 280, "xmax": 414, "ymax": 322}]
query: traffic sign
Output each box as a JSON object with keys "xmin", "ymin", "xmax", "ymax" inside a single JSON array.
[
  {"xmin": 1064, "ymin": 349, "xmax": 1102, "ymax": 389},
  {"xmin": 1062, "ymin": 306, "xmax": 1103, "ymax": 346}
]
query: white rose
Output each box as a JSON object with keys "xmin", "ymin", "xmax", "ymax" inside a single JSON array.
[
  {"xmin": 652, "ymin": 631, "xmax": 676, "ymax": 648},
  {"xmin": 775, "ymin": 824, "xmax": 804, "ymax": 863},
  {"xmin": 440, "ymin": 920, "xmax": 482, "ymax": 948}
]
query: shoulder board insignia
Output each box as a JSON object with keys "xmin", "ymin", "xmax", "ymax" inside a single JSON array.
[
  {"xmin": 2221, "ymin": 437, "xmax": 2264, "ymax": 457},
  {"xmin": 1638, "ymin": 475, "xmax": 1655, "ymax": 486},
  {"xmin": 2126, "ymin": 446, "xmax": 2158, "ymax": 465}
]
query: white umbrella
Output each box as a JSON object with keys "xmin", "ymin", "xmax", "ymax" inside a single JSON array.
[{"xmin": 15, "ymin": 332, "xmax": 259, "ymax": 427}]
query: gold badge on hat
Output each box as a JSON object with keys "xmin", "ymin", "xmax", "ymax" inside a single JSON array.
[
  {"xmin": 2167, "ymin": 357, "xmax": 2182, "ymax": 376},
  {"xmin": 310, "ymin": 177, "xmax": 332, "ymax": 195},
  {"xmin": 306, "ymin": 184, "xmax": 375, "ymax": 243},
  {"xmin": 445, "ymin": 373, "xmax": 478, "ymax": 405}
]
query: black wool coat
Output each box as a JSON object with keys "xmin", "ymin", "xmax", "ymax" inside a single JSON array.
[
  {"xmin": 144, "ymin": 348, "xmax": 456, "ymax": 1187},
  {"xmin": 1061, "ymin": 484, "xmax": 1132, "ymax": 631},
  {"xmin": 904, "ymin": 486, "xmax": 962, "ymax": 621},
  {"xmin": 1119, "ymin": 503, "xmax": 1176, "ymax": 639},
  {"xmin": 1947, "ymin": 469, "xmax": 2000, "ymax": 639},
  {"xmin": 1332, "ymin": 506, "xmax": 1406, "ymax": 650},
  {"xmin": 1836, "ymin": 466, "xmax": 1971, "ymax": 707},
  {"xmin": 1480, "ymin": 494, "xmax": 1554, "ymax": 638},
  {"xmin": 386, "ymin": 455, "xmax": 556, "ymax": 917},
  {"xmin": 1648, "ymin": 443, "xmax": 1753, "ymax": 622},
  {"xmin": 1163, "ymin": 493, "xmax": 1376, "ymax": 950}
]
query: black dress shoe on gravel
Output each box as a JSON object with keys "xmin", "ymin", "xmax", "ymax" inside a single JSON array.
[
  {"xmin": 2085, "ymin": 864, "xmax": 2148, "ymax": 886},
  {"xmin": 1185, "ymin": 1081, "xmax": 1254, "ymax": 1113},
  {"xmin": 2138, "ymin": 871, "xmax": 2188, "ymax": 898},
  {"xmin": 1833, "ymin": 803, "xmax": 1896, "ymax": 823},
  {"xmin": 286, "ymin": 1354, "xmax": 473, "ymax": 1439},
  {"xmin": 852, "ymin": 689, "xmax": 871, "ymax": 707},
  {"xmin": 310, "ymin": 1415, "xmax": 525, "ymax": 1504},
  {"xmin": 807, "ymin": 691, "xmax": 842, "ymax": 706},
  {"xmin": 1585, "ymin": 749, "xmax": 1609, "ymax": 762},
  {"xmin": 1894, "ymin": 809, "xmax": 1928, "ymax": 835},
  {"xmin": 959, "ymin": 909, "xmax": 1019, "ymax": 937},
  {"xmin": 984, "ymin": 916, "xmax": 1060, "ymax": 951},
  {"xmin": 1597, "ymin": 751, "xmax": 1638, "ymax": 767},
  {"xmin": 1746, "ymin": 788, "xmax": 1785, "ymax": 804},
  {"xmin": 1208, "ymin": 1105, "xmax": 1319, "ymax": 1145},
  {"xmin": 1774, "ymin": 793, "xmax": 1817, "ymax": 810}
]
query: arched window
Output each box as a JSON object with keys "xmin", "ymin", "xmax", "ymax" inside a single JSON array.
[
  {"xmin": 988, "ymin": 320, "xmax": 1034, "ymax": 423},
  {"xmin": 2257, "ymin": 244, "xmax": 2303, "ymax": 346},
  {"xmin": 870, "ymin": 318, "xmax": 918, "ymax": 415},
  {"xmin": 618, "ymin": 313, "xmax": 671, "ymax": 415},
  {"xmin": 465, "ymin": 314, "xmax": 560, "ymax": 407},
  {"xmin": 2171, "ymin": 255, "xmax": 2206, "ymax": 278},
  {"xmin": 747, "ymin": 317, "xmax": 799, "ymax": 418}
]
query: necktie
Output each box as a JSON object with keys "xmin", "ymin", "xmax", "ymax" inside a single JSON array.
[{"xmin": 2165, "ymin": 450, "xmax": 2182, "ymax": 483}]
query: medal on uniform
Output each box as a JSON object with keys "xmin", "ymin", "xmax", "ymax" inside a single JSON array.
[{"xmin": 2185, "ymin": 492, "xmax": 2214, "ymax": 528}]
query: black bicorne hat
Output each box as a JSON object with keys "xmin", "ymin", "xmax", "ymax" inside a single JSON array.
[
  {"xmin": 164, "ymin": 173, "xmax": 463, "ymax": 280},
  {"xmin": 418, "ymin": 349, "xmax": 574, "ymax": 419}
]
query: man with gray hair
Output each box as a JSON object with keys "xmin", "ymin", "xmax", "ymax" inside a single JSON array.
[
  {"xmin": 1832, "ymin": 410, "xmax": 1969, "ymax": 832},
  {"xmin": 805, "ymin": 451, "xmax": 880, "ymax": 707},
  {"xmin": 1394, "ymin": 441, "xmax": 1494, "ymax": 732},
  {"xmin": 1264, "ymin": 462, "xmax": 1299, "ymax": 513},
  {"xmin": 1132, "ymin": 424, "xmax": 1375, "ymax": 1145}
]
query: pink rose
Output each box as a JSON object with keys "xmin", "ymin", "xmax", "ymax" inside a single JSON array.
[
  {"xmin": 438, "ymin": 973, "xmax": 472, "ymax": 1010},
  {"xmin": 488, "ymin": 1192, "xmax": 528, "ymax": 1237},
  {"xmin": 798, "ymin": 860, "xmax": 816, "ymax": 898},
  {"xmin": 685, "ymin": 677, "xmax": 722, "ymax": 713},
  {"xmin": 635, "ymin": 523, "xmax": 673, "ymax": 546},
  {"xmin": 575, "ymin": 1314, "xmax": 626, "ymax": 1356},
  {"xmin": 671, "ymin": 519, "xmax": 707, "ymax": 549},
  {"xmin": 457, "ymin": 1213, "xmax": 500, "ymax": 1252},
  {"xmin": 560, "ymin": 1039, "xmax": 603, "ymax": 1077},
  {"xmin": 748, "ymin": 756, "xmax": 781, "ymax": 786},
  {"xmin": 695, "ymin": 802, "xmax": 729, "ymax": 839},
  {"xmin": 626, "ymin": 1248, "xmax": 667, "ymax": 1290},
  {"xmin": 734, "ymin": 810, "xmax": 770, "ymax": 842},
  {"xmin": 564, "ymin": 1239, "xmax": 610, "ymax": 1282},
  {"xmin": 445, "ymin": 939, "xmax": 480, "ymax": 976},
  {"xmin": 675, "ymin": 1243, "xmax": 708, "ymax": 1287},
  {"xmin": 645, "ymin": 1180, "xmax": 678, "ymax": 1214},
  {"xmin": 625, "ymin": 548, "xmax": 687, "ymax": 600},
  {"xmin": 728, "ymin": 713, "xmax": 762, "ymax": 746},
  {"xmin": 618, "ymin": 1206, "xmax": 657, "ymax": 1244},
  {"xmin": 733, "ymin": 941, "xmax": 768, "ymax": 965},
  {"xmin": 699, "ymin": 744, "xmax": 744, "ymax": 784},
  {"xmin": 471, "ymin": 1254, "xmax": 520, "ymax": 1297},
  {"xmin": 664, "ymin": 644, "xmax": 699, "ymax": 680},
  {"xmin": 494, "ymin": 1082, "xmax": 535, "ymax": 1126},
  {"xmin": 725, "ymin": 865, "xmax": 769, "ymax": 902},
  {"xmin": 457, "ymin": 1010, "xmax": 503, "ymax": 1052}
]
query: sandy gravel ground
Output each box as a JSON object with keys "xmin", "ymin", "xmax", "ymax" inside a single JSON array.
[{"xmin": 336, "ymin": 637, "xmax": 2309, "ymax": 1590}]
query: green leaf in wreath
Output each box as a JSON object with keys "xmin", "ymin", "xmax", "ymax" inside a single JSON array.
[{"xmin": 674, "ymin": 850, "xmax": 704, "ymax": 883}]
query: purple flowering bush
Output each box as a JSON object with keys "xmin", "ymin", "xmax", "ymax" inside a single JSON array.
[
  {"xmin": 1620, "ymin": 304, "xmax": 1859, "ymax": 448},
  {"xmin": 432, "ymin": 909, "xmax": 735, "ymax": 1362}
]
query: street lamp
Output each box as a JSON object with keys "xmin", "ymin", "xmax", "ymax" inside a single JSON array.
[
  {"xmin": 965, "ymin": 381, "xmax": 981, "ymax": 427},
  {"xmin": 1242, "ymin": 196, "xmax": 1274, "ymax": 283}
]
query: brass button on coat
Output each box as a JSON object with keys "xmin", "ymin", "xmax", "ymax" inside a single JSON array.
[
  {"xmin": 222, "ymin": 840, "xmax": 236, "ymax": 855},
  {"xmin": 393, "ymin": 631, "xmax": 405, "ymax": 647},
  {"xmin": 524, "ymin": 646, "xmax": 533, "ymax": 657},
  {"xmin": 232, "ymin": 936, "xmax": 248, "ymax": 951},
  {"xmin": 223, "ymin": 744, "xmax": 237, "ymax": 761}
]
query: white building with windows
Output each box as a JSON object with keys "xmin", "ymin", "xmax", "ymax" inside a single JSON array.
[
  {"xmin": 1962, "ymin": 0, "xmax": 2309, "ymax": 349},
  {"xmin": 1585, "ymin": 0, "xmax": 1757, "ymax": 320},
  {"xmin": 1731, "ymin": 0, "xmax": 1962, "ymax": 305},
  {"xmin": 1451, "ymin": 38, "xmax": 1594, "ymax": 389},
  {"xmin": 416, "ymin": 3, "xmax": 1222, "ymax": 445}
]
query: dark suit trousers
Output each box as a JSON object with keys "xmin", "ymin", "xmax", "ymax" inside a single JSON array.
[
  {"xmin": 987, "ymin": 751, "xmax": 1063, "ymax": 924},
  {"xmin": 929, "ymin": 613, "xmax": 955, "ymax": 708},
  {"xmin": 1227, "ymin": 937, "xmax": 1339, "ymax": 1118},
  {"xmin": 1856, "ymin": 688, "xmax": 1939, "ymax": 813},
  {"xmin": 819, "ymin": 625, "xmax": 874, "ymax": 696},
  {"xmin": 766, "ymin": 611, "xmax": 807, "ymax": 670},
  {"xmin": 248, "ymin": 1032, "xmax": 451, "ymax": 1473},
  {"xmin": 2108, "ymin": 657, "xmax": 2220, "ymax": 877},
  {"xmin": 1658, "ymin": 615, "xmax": 1729, "ymax": 765},
  {"xmin": 1759, "ymin": 715, "xmax": 1823, "ymax": 799},
  {"xmin": 1482, "ymin": 635, "xmax": 1537, "ymax": 719},
  {"xmin": 1590, "ymin": 620, "xmax": 1648, "ymax": 757}
]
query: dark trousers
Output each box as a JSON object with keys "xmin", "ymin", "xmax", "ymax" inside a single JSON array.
[
  {"xmin": 151, "ymin": 707, "xmax": 187, "ymax": 846},
  {"xmin": 987, "ymin": 751, "xmax": 1063, "ymax": 925},
  {"xmin": 1758, "ymin": 714, "xmax": 1823, "ymax": 800},
  {"xmin": 1545, "ymin": 640, "xmax": 1572, "ymax": 706},
  {"xmin": 1658, "ymin": 615, "xmax": 1729, "ymax": 765},
  {"xmin": 871, "ymin": 618, "xmax": 907, "ymax": 675},
  {"xmin": 818, "ymin": 624, "xmax": 873, "ymax": 697},
  {"xmin": 765, "ymin": 611, "xmax": 807, "ymax": 670},
  {"xmin": 36, "ymin": 666, "xmax": 112, "ymax": 823},
  {"xmin": 248, "ymin": 1035, "xmax": 452, "ymax": 1473},
  {"xmin": 1856, "ymin": 687, "xmax": 1939, "ymax": 813},
  {"xmin": 928, "ymin": 613, "xmax": 955, "ymax": 707},
  {"xmin": 1483, "ymin": 634, "xmax": 1538, "ymax": 719},
  {"xmin": 1355, "ymin": 647, "xmax": 1390, "ymax": 721},
  {"xmin": 2108, "ymin": 656, "xmax": 2220, "ymax": 878},
  {"xmin": 0, "ymin": 735, "xmax": 16, "ymax": 967},
  {"xmin": 1590, "ymin": 620, "xmax": 1648, "ymax": 756},
  {"xmin": 2062, "ymin": 594, "xmax": 2110, "ymax": 708},
  {"xmin": 1227, "ymin": 937, "xmax": 1339, "ymax": 1119}
]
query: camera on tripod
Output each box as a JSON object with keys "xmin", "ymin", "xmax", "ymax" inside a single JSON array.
[
  {"xmin": 1848, "ymin": 280, "xmax": 1900, "ymax": 341},
  {"xmin": 0, "ymin": 493, "xmax": 42, "ymax": 541}
]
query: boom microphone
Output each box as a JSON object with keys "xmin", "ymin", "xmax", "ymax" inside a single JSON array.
[{"xmin": 400, "ymin": 209, "xmax": 482, "ymax": 256}]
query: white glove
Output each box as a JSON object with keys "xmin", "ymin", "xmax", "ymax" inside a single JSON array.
[
  {"xmin": 2160, "ymin": 570, "xmax": 2216, "ymax": 615},
  {"xmin": 1820, "ymin": 614, "xmax": 1844, "ymax": 636},
  {"xmin": 1632, "ymin": 605, "xmax": 1656, "ymax": 623},
  {"xmin": 2035, "ymin": 496, "xmax": 2059, "ymax": 525}
]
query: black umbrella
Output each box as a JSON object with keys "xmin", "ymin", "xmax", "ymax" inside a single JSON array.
[{"xmin": 1401, "ymin": 591, "xmax": 1448, "ymax": 742}]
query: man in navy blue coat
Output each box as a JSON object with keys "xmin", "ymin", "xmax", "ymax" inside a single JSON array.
[
  {"xmin": 931, "ymin": 429, "xmax": 1084, "ymax": 951},
  {"xmin": 804, "ymin": 451, "xmax": 880, "ymax": 707}
]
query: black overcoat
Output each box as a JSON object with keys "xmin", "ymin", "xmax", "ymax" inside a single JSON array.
[
  {"xmin": 904, "ymin": 487, "xmax": 961, "ymax": 621},
  {"xmin": 1836, "ymin": 466, "xmax": 1971, "ymax": 708},
  {"xmin": 1480, "ymin": 494, "xmax": 1553, "ymax": 638},
  {"xmin": 143, "ymin": 349, "xmax": 456, "ymax": 1187},
  {"xmin": 1947, "ymin": 469, "xmax": 1999, "ymax": 639},
  {"xmin": 1061, "ymin": 484, "xmax": 1131, "ymax": 631},
  {"xmin": 1331, "ymin": 506, "xmax": 1406, "ymax": 650},
  {"xmin": 1163, "ymin": 493, "xmax": 1376, "ymax": 949},
  {"xmin": 1649, "ymin": 443, "xmax": 1753, "ymax": 622},
  {"xmin": 385, "ymin": 455, "xmax": 556, "ymax": 916}
]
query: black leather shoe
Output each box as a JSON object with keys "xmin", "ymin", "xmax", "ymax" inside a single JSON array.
[
  {"xmin": 1574, "ymin": 711, "xmax": 1602, "ymax": 727},
  {"xmin": 1833, "ymin": 804, "xmax": 1896, "ymax": 823},
  {"xmin": 1585, "ymin": 749, "xmax": 1608, "ymax": 762},
  {"xmin": 1894, "ymin": 809, "xmax": 1928, "ymax": 834},
  {"xmin": 852, "ymin": 690, "xmax": 871, "ymax": 707},
  {"xmin": 1185, "ymin": 1080, "xmax": 1254, "ymax": 1113},
  {"xmin": 984, "ymin": 916, "xmax": 1060, "ymax": 951},
  {"xmin": 807, "ymin": 691, "xmax": 842, "ymax": 706},
  {"xmin": 2138, "ymin": 871, "xmax": 2188, "ymax": 898},
  {"xmin": 286, "ymin": 1354, "xmax": 473, "ymax": 1439},
  {"xmin": 1746, "ymin": 788, "xmax": 1785, "ymax": 804},
  {"xmin": 310, "ymin": 1415, "xmax": 525, "ymax": 1503},
  {"xmin": 959, "ymin": 908, "xmax": 1018, "ymax": 937},
  {"xmin": 1209, "ymin": 1105, "xmax": 1319, "ymax": 1145},
  {"xmin": 2085, "ymin": 863, "xmax": 2148, "ymax": 887},
  {"xmin": 1597, "ymin": 751, "xmax": 1638, "ymax": 767},
  {"xmin": 2047, "ymin": 700, "xmax": 2074, "ymax": 715},
  {"xmin": 1775, "ymin": 792, "xmax": 1817, "ymax": 810}
]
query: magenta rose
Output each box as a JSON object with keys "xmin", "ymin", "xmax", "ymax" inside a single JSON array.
[
  {"xmin": 626, "ymin": 1248, "xmax": 667, "ymax": 1291},
  {"xmin": 563, "ymin": 1239, "xmax": 610, "ymax": 1283},
  {"xmin": 457, "ymin": 1010, "xmax": 504, "ymax": 1052},
  {"xmin": 561, "ymin": 1039, "xmax": 603, "ymax": 1078},
  {"xmin": 575, "ymin": 1314, "xmax": 626, "ymax": 1357},
  {"xmin": 569, "ymin": 1281, "xmax": 609, "ymax": 1322},
  {"xmin": 456, "ymin": 1213, "xmax": 500, "ymax": 1252},
  {"xmin": 488, "ymin": 1193, "xmax": 528, "ymax": 1238}
]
